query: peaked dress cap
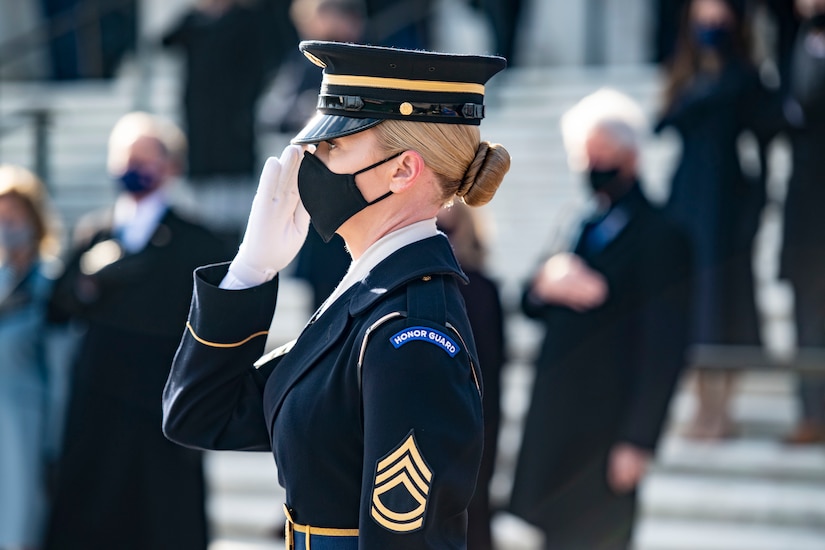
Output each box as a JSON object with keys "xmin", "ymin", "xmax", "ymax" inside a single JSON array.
[{"xmin": 291, "ymin": 40, "xmax": 507, "ymax": 144}]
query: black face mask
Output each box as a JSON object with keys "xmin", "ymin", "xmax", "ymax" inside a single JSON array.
[
  {"xmin": 809, "ymin": 13, "xmax": 825, "ymax": 29},
  {"xmin": 588, "ymin": 167, "xmax": 621, "ymax": 192},
  {"xmin": 297, "ymin": 150, "xmax": 402, "ymax": 242}
]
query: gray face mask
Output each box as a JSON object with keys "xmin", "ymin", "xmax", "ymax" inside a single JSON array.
[{"xmin": 0, "ymin": 223, "xmax": 35, "ymax": 253}]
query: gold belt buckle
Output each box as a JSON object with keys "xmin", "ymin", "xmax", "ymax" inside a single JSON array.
[{"xmin": 283, "ymin": 504, "xmax": 295, "ymax": 550}]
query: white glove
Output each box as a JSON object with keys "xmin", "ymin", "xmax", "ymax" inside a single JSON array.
[{"xmin": 227, "ymin": 145, "xmax": 310, "ymax": 287}]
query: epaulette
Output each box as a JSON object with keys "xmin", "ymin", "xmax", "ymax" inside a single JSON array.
[{"xmin": 357, "ymin": 275, "xmax": 480, "ymax": 394}]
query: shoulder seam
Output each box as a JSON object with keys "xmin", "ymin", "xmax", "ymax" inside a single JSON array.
[{"xmin": 357, "ymin": 311, "xmax": 407, "ymax": 387}]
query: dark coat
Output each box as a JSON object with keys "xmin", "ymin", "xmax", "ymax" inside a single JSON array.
[
  {"xmin": 780, "ymin": 17, "xmax": 825, "ymax": 287},
  {"xmin": 509, "ymin": 186, "xmax": 692, "ymax": 549},
  {"xmin": 162, "ymin": 5, "xmax": 266, "ymax": 179},
  {"xmin": 163, "ymin": 235, "xmax": 485, "ymax": 549},
  {"xmin": 460, "ymin": 269, "xmax": 506, "ymax": 550},
  {"xmin": 45, "ymin": 208, "xmax": 231, "ymax": 550},
  {"xmin": 655, "ymin": 60, "xmax": 775, "ymax": 345}
]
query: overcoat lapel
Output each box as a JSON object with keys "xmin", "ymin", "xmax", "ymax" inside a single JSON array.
[{"xmin": 262, "ymin": 294, "xmax": 352, "ymax": 436}]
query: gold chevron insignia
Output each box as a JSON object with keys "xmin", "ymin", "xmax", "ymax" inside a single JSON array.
[{"xmin": 370, "ymin": 432, "xmax": 432, "ymax": 533}]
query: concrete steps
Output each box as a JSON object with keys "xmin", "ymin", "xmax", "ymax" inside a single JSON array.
[
  {"xmin": 635, "ymin": 519, "xmax": 825, "ymax": 550},
  {"xmin": 640, "ymin": 472, "xmax": 825, "ymax": 527}
]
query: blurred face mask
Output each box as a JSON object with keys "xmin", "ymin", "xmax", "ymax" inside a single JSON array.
[
  {"xmin": 297, "ymin": 150, "xmax": 401, "ymax": 243},
  {"xmin": 117, "ymin": 167, "xmax": 161, "ymax": 195},
  {"xmin": 587, "ymin": 166, "xmax": 633, "ymax": 203},
  {"xmin": 692, "ymin": 24, "xmax": 732, "ymax": 52},
  {"xmin": 588, "ymin": 167, "xmax": 622, "ymax": 192}
]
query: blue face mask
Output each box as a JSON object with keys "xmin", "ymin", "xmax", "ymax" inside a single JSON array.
[
  {"xmin": 117, "ymin": 168, "xmax": 158, "ymax": 195},
  {"xmin": 693, "ymin": 24, "xmax": 732, "ymax": 51}
]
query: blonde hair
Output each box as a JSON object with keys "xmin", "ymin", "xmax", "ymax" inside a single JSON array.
[
  {"xmin": 373, "ymin": 120, "xmax": 510, "ymax": 207},
  {"xmin": 0, "ymin": 164, "xmax": 60, "ymax": 256},
  {"xmin": 107, "ymin": 112, "xmax": 188, "ymax": 174}
]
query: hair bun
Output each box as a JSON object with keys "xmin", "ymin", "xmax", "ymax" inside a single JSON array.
[{"xmin": 457, "ymin": 142, "xmax": 491, "ymax": 198}]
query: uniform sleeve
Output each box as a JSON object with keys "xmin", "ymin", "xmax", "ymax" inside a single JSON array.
[
  {"xmin": 358, "ymin": 317, "xmax": 483, "ymax": 549},
  {"xmin": 618, "ymin": 227, "xmax": 693, "ymax": 450},
  {"xmin": 162, "ymin": 263, "xmax": 278, "ymax": 451}
]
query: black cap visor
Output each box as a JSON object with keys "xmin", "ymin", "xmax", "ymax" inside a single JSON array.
[{"xmin": 291, "ymin": 113, "xmax": 383, "ymax": 144}]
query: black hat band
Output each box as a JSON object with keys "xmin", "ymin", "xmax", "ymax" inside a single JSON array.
[{"xmin": 317, "ymin": 95, "xmax": 485, "ymax": 122}]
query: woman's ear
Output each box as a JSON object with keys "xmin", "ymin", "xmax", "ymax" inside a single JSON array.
[{"xmin": 388, "ymin": 150, "xmax": 425, "ymax": 193}]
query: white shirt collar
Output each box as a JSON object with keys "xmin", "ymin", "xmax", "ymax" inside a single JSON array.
[
  {"xmin": 260, "ymin": 219, "xmax": 439, "ymax": 355},
  {"xmin": 316, "ymin": 218, "xmax": 439, "ymax": 318},
  {"xmin": 112, "ymin": 189, "xmax": 169, "ymax": 253}
]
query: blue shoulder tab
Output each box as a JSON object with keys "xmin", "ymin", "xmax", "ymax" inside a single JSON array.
[{"xmin": 389, "ymin": 326, "xmax": 460, "ymax": 357}]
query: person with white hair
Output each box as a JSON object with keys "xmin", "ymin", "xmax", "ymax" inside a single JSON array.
[
  {"xmin": 508, "ymin": 89, "xmax": 693, "ymax": 550},
  {"xmin": 44, "ymin": 112, "xmax": 232, "ymax": 550}
]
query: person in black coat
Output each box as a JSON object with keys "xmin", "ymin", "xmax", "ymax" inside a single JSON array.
[
  {"xmin": 509, "ymin": 89, "xmax": 693, "ymax": 550},
  {"xmin": 44, "ymin": 113, "xmax": 232, "ymax": 550},
  {"xmin": 161, "ymin": 41, "xmax": 511, "ymax": 549},
  {"xmin": 655, "ymin": 0, "xmax": 777, "ymax": 439},
  {"xmin": 437, "ymin": 202, "xmax": 506, "ymax": 550},
  {"xmin": 162, "ymin": 0, "xmax": 269, "ymax": 181},
  {"xmin": 471, "ymin": 0, "xmax": 526, "ymax": 64},
  {"xmin": 363, "ymin": 0, "xmax": 433, "ymax": 48},
  {"xmin": 779, "ymin": 0, "xmax": 825, "ymax": 444}
]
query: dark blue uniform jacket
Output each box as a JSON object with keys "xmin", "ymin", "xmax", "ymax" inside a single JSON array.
[{"xmin": 163, "ymin": 235, "xmax": 484, "ymax": 549}]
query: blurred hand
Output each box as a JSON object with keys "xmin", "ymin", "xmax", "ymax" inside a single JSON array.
[
  {"xmin": 607, "ymin": 443, "xmax": 651, "ymax": 494},
  {"xmin": 228, "ymin": 145, "xmax": 311, "ymax": 286},
  {"xmin": 531, "ymin": 252, "xmax": 608, "ymax": 311}
]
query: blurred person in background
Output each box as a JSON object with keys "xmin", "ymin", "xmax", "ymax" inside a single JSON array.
[
  {"xmin": 509, "ymin": 89, "xmax": 693, "ymax": 550},
  {"xmin": 654, "ymin": 0, "xmax": 691, "ymax": 64},
  {"xmin": 655, "ymin": 0, "xmax": 777, "ymax": 440},
  {"xmin": 162, "ymin": 0, "xmax": 275, "ymax": 247},
  {"xmin": 762, "ymin": 0, "xmax": 802, "ymax": 91},
  {"xmin": 258, "ymin": 0, "xmax": 367, "ymax": 312},
  {"xmin": 0, "ymin": 165, "xmax": 59, "ymax": 550},
  {"xmin": 39, "ymin": 0, "xmax": 137, "ymax": 80},
  {"xmin": 363, "ymin": 0, "xmax": 433, "ymax": 49},
  {"xmin": 437, "ymin": 202, "xmax": 506, "ymax": 550},
  {"xmin": 259, "ymin": 0, "xmax": 367, "ymax": 135},
  {"xmin": 779, "ymin": 0, "xmax": 825, "ymax": 444},
  {"xmin": 470, "ymin": 0, "xmax": 526, "ymax": 64},
  {"xmin": 44, "ymin": 113, "xmax": 231, "ymax": 550}
]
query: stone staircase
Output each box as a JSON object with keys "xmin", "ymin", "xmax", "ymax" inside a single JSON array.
[{"xmin": 2, "ymin": 53, "xmax": 824, "ymax": 550}]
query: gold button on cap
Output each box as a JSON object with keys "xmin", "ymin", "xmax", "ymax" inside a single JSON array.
[{"xmin": 399, "ymin": 102, "xmax": 413, "ymax": 116}]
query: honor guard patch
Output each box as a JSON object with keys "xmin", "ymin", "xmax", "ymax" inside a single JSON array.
[
  {"xmin": 389, "ymin": 326, "xmax": 460, "ymax": 357},
  {"xmin": 371, "ymin": 431, "xmax": 432, "ymax": 533}
]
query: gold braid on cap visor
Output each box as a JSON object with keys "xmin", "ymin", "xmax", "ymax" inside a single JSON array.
[{"xmin": 321, "ymin": 74, "xmax": 486, "ymax": 95}]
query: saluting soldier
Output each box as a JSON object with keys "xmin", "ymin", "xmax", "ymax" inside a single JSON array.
[{"xmin": 162, "ymin": 41, "xmax": 510, "ymax": 549}]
